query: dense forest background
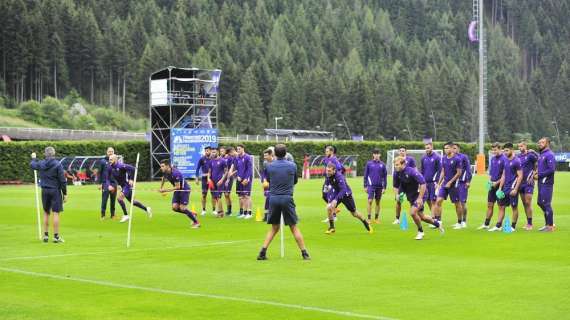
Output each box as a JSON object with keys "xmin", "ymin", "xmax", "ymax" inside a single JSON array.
[{"xmin": 0, "ymin": 0, "xmax": 569, "ymax": 142}]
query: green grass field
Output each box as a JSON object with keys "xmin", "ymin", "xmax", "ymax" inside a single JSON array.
[{"xmin": 1, "ymin": 174, "xmax": 569, "ymax": 320}]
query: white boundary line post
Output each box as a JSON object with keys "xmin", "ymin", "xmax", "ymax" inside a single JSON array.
[
  {"xmin": 33, "ymin": 170, "xmax": 42, "ymax": 240},
  {"xmin": 126, "ymin": 153, "xmax": 140, "ymax": 248}
]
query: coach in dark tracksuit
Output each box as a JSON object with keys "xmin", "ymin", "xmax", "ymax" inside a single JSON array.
[
  {"xmin": 257, "ymin": 144, "xmax": 310, "ymax": 261},
  {"xmin": 30, "ymin": 147, "xmax": 67, "ymax": 243},
  {"xmin": 98, "ymin": 147, "xmax": 116, "ymax": 219}
]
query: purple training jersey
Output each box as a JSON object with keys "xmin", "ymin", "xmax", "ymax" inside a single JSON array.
[
  {"xmin": 441, "ymin": 155, "xmax": 462, "ymax": 184},
  {"xmin": 502, "ymin": 156, "xmax": 522, "ymax": 193},
  {"xmin": 420, "ymin": 152, "xmax": 441, "ymax": 183},
  {"xmin": 518, "ymin": 151, "xmax": 538, "ymax": 187},
  {"xmin": 489, "ymin": 154, "xmax": 508, "ymax": 182},
  {"xmin": 537, "ymin": 148, "xmax": 556, "ymax": 186}
]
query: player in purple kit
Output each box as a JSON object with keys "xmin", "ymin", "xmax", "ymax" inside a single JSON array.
[
  {"xmin": 195, "ymin": 146, "xmax": 212, "ymax": 216},
  {"xmin": 393, "ymin": 156, "xmax": 444, "ymax": 240},
  {"xmin": 517, "ymin": 141, "xmax": 538, "ymax": 230},
  {"xmin": 363, "ymin": 149, "xmax": 387, "ymax": 224},
  {"xmin": 453, "ymin": 143, "xmax": 472, "ymax": 229},
  {"xmin": 219, "ymin": 146, "xmax": 234, "ymax": 216},
  {"xmin": 321, "ymin": 145, "xmax": 343, "ymax": 223},
  {"xmin": 392, "ymin": 147, "xmax": 416, "ymax": 225},
  {"xmin": 230, "ymin": 144, "xmax": 253, "ymax": 219},
  {"xmin": 324, "ymin": 163, "xmax": 372, "ymax": 235},
  {"xmin": 478, "ymin": 143, "xmax": 508, "ymax": 230},
  {"xmin": 420, "ymin": 142, "xmax": 441, "ymax": 215},
  {"xmin": 159, "ymin": 159, "xmax": 200, "ymax": 228},
  {"xmin": 488, "ymin": 143, "xmax": 523, "ymax": 231},
  {"xmin": 261, "ymin": 148, "xmax": 274, "ymax": 221},
  {"xmin": 107, "ymin": 155, "xmax": 152, "ymax": 223},
  {"xmin": 208, "ymin": 148, "xmax": 228, "ymax": 218},
  {"xmin": 534, "ymin": 137, "xmax": 556, "ymax": 232},
  {"xmin": 433, "ymin": 142, "xmax": 463, "ymax": 225}
]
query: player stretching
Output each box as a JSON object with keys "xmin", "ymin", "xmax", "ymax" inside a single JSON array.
[
  {"xmin": 107, "ymin": 155, "xmax": 151, "ymax": 222},
  {"xmin": 393, "ymin": 156, "xmax": 444, "ymax": 240},
  {"xmin": 363, "ymin": 149, "xmax": 387, "ymax": 224},
  {"xmin": 324, "ymin": 164, "xmax": 372, "ymax": 234},
  {"xmin": 159, "ymin": 159, "xmax": 200, "ymax": 228},
  {"xmin": 321, "ymin": 145, "xmax": 343, "ymax": 222},
  {"xmin": 392, "ymin": 147, "xmax": 416, "ymax": 224}
]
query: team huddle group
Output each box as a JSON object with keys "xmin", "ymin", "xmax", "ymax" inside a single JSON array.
[{"xmin": 29, "ymin": 137, "xmax": 557, "ymax": 246}]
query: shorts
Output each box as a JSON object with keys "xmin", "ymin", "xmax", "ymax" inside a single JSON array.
[
  {"xmin": 519, "ymin": 184, "xmax": 534, "ymax": 195},
  {"xmin": 211, "ymin": 179, "xmax": 223, "ymax": 199},
  {"xmin": 408, "ymin": 193, "xmax": 428, "ymax": 212},
  {"xmin": 498, "ymin": 190, "xmax": 518, "ymax": 207},
  {"xmin": 42, "ymin": 188, "xmax": 63, "ymax": 213},
  {"xmin": 425, "ymin": 182, "xmax": 437, "ymax": 201},
  {"xmin": 437, "ymin": 185, "xmax": 460, "ymax": 203},
  {"xmin": 537, "ymin": 184, "xmax": 553, "ymax": 206},
  {"xmin": 458, "ymin": 182, "xmax": 469, "ymax": 203},
  {"xmin": 487, "ymin": 185, "xmax": 499, "ymax": 203},
  {"xmin": 335, "ymin": 194, "xmax": 356, "ymax": 212},
  {"xmin": 367, "ymin": 186, "xmax": 383, "ymax": 200},
  {"xmin": 236, "ymin": 179, "xmax": 252, "ymax": 197},
  {"xmin": 267, "ymin": 195, "xmax": 298, "ymax": 226},
  {"xmin": 222, "ymin": 178, "xmax": 234, "ymax": 193},
  {"xmin": 201, "ymin": 176, "xmax": 209, "ymax": 195},
  {"xmin": 121, "ymin": 185, "xmax": 133, "ymax": 201},
  {"xmin": 172, "ymin": 189, "xmax": 190, "ymax": 205}
]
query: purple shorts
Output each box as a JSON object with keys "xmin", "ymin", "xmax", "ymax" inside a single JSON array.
[
  {"xmin": 408, "ymin": 193, "xmax": 428, "ymax": 212},
  {"xmin": 487, "ymin": 186, "xmax": 499, "ymax": 203},
  {"xmin": 222, "ymin": 178, "xmax": 234, "ymax": 193},
  {"xmin": 437, "ymin": 185, "xmax": 460, "ymax": 203},
  {"xmin": 519, "ymin": 184, "xmax": 534, "ymax": 195},
  {"xmin": 122, "ymin": 185, "xmax": 133, "ymax": 201},
  {"xmin": 236, "ymin": 179, "xmax": 252, "ymax": 197},
  {"xmin": 498, "ymin": 190, "xmax": 518, "ymax": 207},
  {"xmin": 367, "ymin": 186, "xmax": 383, "ymax": 200},
  {"xmin": 210, "ymin": 178, "xmax": 226, "ymax": 199},
  {"xmin": 425, "ymin": 182, "xmax": 437, "ymax": 201},
  {"xmin": 333, "ymin": 194, "xmax": 356, "ymax": 212},
  {"xmin": 458, "ymin": 182, "xmax": 469, "ymax": 203},
  {"xmin": 201, "ymin": 176, "xmax": 209, "ymax": 195},
  {"xmin": 172, "ymin": 189, "xmax": 190, "ymax": 205},
  {"xmin": 537, "ymin": 184, "xmax": 553, "ymax": 206}
]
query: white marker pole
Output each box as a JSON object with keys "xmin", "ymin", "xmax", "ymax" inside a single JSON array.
[
  {"xmin": 126, "ymin": 153, "xmax": 140, "ymax": 248},
  {"xmin": 33, "ymin": 170, "xmax": 42, "ymax": 240},
  {"xmin": 280, "ymin": 215, "xmax": 285, "ymax": 258}
]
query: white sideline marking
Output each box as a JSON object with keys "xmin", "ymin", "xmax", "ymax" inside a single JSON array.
[
  {"xmin": 0, "ymin": 266, "xmax": 396, "ymax": 320},
  {"xmin": 0, "ymin": 240, "xmax": 253, "ymax": 262}
]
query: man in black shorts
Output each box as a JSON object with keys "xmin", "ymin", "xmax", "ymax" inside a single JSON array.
[
  {"xmin": 324, "ymin": 163, "xmax": 372, "ymax": 234},
  {"xmin": 30, "ymin": 147, "xmax": 68, "ymax": 243},
  {"xmin": 257, "ymin": 144, "xmax": 310, "ymax": 261}
]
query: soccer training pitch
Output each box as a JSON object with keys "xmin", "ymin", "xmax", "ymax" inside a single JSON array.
[{"xmin": 0, "ymin": 174, "xmax": 568, "ymax": 320}]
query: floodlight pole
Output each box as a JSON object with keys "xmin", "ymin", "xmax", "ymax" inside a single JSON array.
[
  {"xmin": 552, "ymin": 119, "xmax": 563, "ymax": 151},
  {"xmin": 429, "ymin": 111, "xmax": 437, "ymax": 141},
  {"xmin": 478, "ymin": 0, "xmax": 485, "ymax": 155},
  {"xmin": 274, "ymin": 116, "xmax": 283, "ymax": 141}
]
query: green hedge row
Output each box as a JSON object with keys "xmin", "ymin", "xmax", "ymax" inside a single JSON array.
[
  {"xmin": 1, "ymin": 140, "xmax": 536, "ymax": 183},
  {"xmin": 0, "ymin": 141, "xmax": 150, "ymax": 183}
]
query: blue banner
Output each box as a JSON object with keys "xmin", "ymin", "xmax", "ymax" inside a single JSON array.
[
  {"xmin": 171, "ymin": 128, "xmax": 218, "ymax": 178},
  {"xmin": 554, "ymin": 152, "xmax": 570, "ymax": 162}
]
